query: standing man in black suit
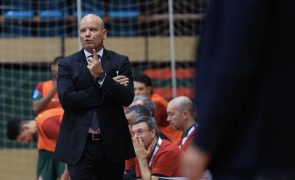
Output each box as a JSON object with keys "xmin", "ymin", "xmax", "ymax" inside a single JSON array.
[
  {"xmin": 54, "ymin": 14, "xmax": 135, "ymax": 179},
  {"xmin": 182, "ymin": 1, "xmax": 295, "ymax": 180}
]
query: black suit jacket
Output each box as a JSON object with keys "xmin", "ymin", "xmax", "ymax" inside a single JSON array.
[
  {"xmin": 194, "ymin": 0, "xmax": 295, "ymax": 177},
  {"xmin": 54, "ymin": 48, "xmax": 135, "ymax": 165}
]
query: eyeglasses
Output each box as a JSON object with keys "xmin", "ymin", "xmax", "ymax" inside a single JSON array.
[{"xmin": 131, "ymin": 128, "xmax": 150, "ymax": 137}]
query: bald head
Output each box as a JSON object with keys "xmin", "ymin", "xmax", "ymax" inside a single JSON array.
[
  {"xmin": 80, "ymin": 14, "xmax": 107, "ymax": 52},
  {"xmin": 80, "ymin": 14, "xmax": 104, "ymax": 29},
  {"xmin": 167, "ymin": 96, "xmax": 195, "ymax": 131},
  {"xmin": 169, "ymin": 96, "xmax": 194, "ymax": 116}
]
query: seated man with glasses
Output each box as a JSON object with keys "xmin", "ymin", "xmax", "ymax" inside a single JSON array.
[{"xmin": 130, "ymin": 116, "xmax": 183, "ymax": 179}]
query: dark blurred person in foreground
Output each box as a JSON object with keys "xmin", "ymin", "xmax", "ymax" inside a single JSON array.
[{"xmin": 182, "ymin": 1, "xmax": 295, "ymax": 179}]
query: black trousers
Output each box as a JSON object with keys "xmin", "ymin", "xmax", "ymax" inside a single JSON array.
[{"xmin": 67, "ymin": 134, "xmax": 125, "ymax": 180}]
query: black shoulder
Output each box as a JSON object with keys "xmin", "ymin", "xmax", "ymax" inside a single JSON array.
[
  {"xmin": 105, "ymin": 49, "xmax": 128, "ymax": 61},
  {"xmin": 59, "ymin": 50, "xmax": 84, "ymax": 65}
]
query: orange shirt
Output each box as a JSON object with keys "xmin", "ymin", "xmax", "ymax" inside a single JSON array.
[
  {"xmin": 35, "ymin": 108, "xmax": 64, "ymax": 152},
  {"xmin": 159, "ymin": 125, "xmax": 182, "ymax": 145},
  {"xmin": 33, "ymin": 80, "xmax": 61, "ymax": 111},
  {"xmin": 151, "ymin": 93, "xmax": 169, "ymax": 127}
]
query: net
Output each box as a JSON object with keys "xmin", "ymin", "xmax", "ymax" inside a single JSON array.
[{"xmin": 0, "ymin": 0, "xmax": 208, "ymax": 179}]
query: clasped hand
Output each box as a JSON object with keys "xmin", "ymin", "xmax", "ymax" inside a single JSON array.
[
  {"xmin": 113, "ymin": 75, "xmax": 129, "ymax": 86},
  {"xmin": 87, "ymin": 49, "xmax": 103, "ymax": 77}
]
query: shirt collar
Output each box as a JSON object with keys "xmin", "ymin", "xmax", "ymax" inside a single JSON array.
[
  {"xmin": 83, "ymin": 48, "xmax": 104, "ymax": 59},
  {"xmin": 182, "ymin": 123, "xmax": 196, "ymax": 138}
]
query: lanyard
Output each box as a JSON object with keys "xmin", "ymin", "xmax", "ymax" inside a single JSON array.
[
  {"xmin": 180, "ymin": 124, "xmax": 196, "ymax": 148},
  {"xmin": 148, "ymin": 137, "xmax": 162, "ymax": 167}
]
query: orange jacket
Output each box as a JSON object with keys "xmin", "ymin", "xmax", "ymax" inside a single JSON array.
[{"xmin": 34, "ymin": 80, "xmax": 61, "ymax": 111}]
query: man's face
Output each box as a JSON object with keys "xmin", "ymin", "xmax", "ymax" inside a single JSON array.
[
  {"xmin": 131, "ymin": 122, "xmax": 155, "ymax": 149},
  {"xmin": 134, "ymin": 81, "xmax": 151, "ymax": 97},
  {"xmin": 16, "ymin": 124, "xmax": 34, "ymax": 143},
  {"xmin": 167, "ymin": 102, "xmax": 184, "ymax": 131},
  {"xmin": 79, "ymin": 15, "xmax": 107, "ymax": 53}
]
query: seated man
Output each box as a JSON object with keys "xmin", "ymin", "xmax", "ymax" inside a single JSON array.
[
  {"xmin": 167, "ymin": 96, "xmax": 197, "ymax": 151},
  {"xmin": 167, "ymin": 96, "xmax": 212, "ymax": 179},
  {"xmin": 124, "ymin": 104, "xmax": 152, "ymax": 180},
  {"xmin": 130, "ymin": 116, "xmax": 183, "ymax": 179},
  {"xmin": 6, "ymin": 107, "xmax": 69, "ymax": 180}
]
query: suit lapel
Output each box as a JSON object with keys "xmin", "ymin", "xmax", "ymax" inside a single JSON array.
[
  {"xmin": 76, "ymin": 49, "xmax": 93, "ymax": 79},
  {"xmin": 76, "ymin": 49, "xmax": 87, "ymax": 66},
  {"xmin": 101, "ymin": 49, "xmax": 112, "ymax": 74}
]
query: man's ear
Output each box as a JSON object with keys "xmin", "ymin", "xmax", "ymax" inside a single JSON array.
[
  {"xmin": 150, "ymin": 128, "xmax": 157, "ymax": 138},
  {"xmin": 183, "ymin": 110, "xmax": 189, "ymax": 120},
  {"xmin": 147, "ymin": 86, "xmax": 152, "ymax": 95}
]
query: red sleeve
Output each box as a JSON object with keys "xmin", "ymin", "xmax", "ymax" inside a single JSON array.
[
  {"xmin": 151, "ymin": 145, "xmax": 183, "ymax": 177},
  {"xmin": 135, "ymin": 158, "xmax": 141, "ymax": 178},
  {"xmin": 32, "ymin": 82, "xmax": 44, "ymax": 100},
  {"xmin": 41, "ymin": 115, "xmax": 61, "ymax": 139},
  {"xmin": 125, "ymin": 158, "xmax": 136, "ymax": 171},
  {"xmin": 35, "ymin": 82, "xmax": 43, "ymax": 91},
  {"xmin": 182, "ymin": 133, "xmax": 196, "ymax": 151}
]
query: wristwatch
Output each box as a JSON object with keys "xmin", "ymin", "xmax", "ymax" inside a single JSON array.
[{"xmin": 96, "ymin": 72, "xmax": 106, "ymax": 82}]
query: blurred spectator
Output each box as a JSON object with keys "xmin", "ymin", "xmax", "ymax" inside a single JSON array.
[
  {"xmin": 30, "ymin": 56, "xmax": 68, "ymax": 179},
  {"xmin": 134, "ymin": 75, "xmax": 182, "ymax": 144},
  {"xmin": 130, "ymin": 116, "xmax": 183, "ymax": 179},
  {"xmin": 6, "ymin": 108, "xmax": 69, "ymax": 180},
  {"xmin": 32, "ymin": 56, "xmax": 63, "ymax": 114}
]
